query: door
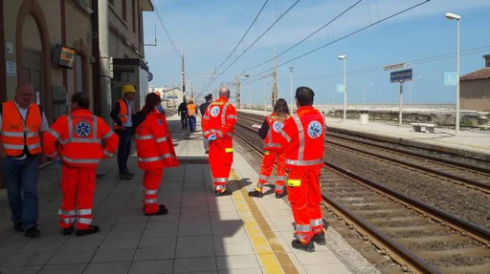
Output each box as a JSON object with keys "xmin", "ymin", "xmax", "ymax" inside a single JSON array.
[{"xmin": 22, "ymin": 50, "xmax": 47, "ymax": 166}]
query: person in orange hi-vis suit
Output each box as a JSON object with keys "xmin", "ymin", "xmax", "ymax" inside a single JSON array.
[
  {"xmin": 43, "ymin": 93, "xmax": 119, "ymax": 236},
  {"xmin": 277, "ymin": 87, "xmax": 326, "ymax": 253},
  {"xmin": 249, "ymin": 98, "xmax": 290, "ymax": 199},
  {"xmin": 135, "ymin": 93, "xmax": 178, "ymax": 216},
  {"xmin": 202, "ymin": 87, "xmax": 237, "ymax": 196}
]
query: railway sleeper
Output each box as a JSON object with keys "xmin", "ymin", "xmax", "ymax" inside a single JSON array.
[
  {"xmin": 368, "ymin": 216, "xmax": 428, "ymax": 227},
  {"xmin": 381, "ymin": 224, "xmax": 443, "ymax": 233},
  {"xmin": 396, "ymin": 234, "xmax": 470, "ymax": 245},
  {"xmin": 438, "ymin": 263, "xmax": 490, "ymax": 274},
  {"xmin": 415, "ymin": 246, "xmax": 490, "ymax": 260}
]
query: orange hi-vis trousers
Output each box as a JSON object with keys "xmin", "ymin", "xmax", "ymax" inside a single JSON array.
[
  {"xmin": 287, "ymin": 168, "xmax": 324, "ymax": 244},
  {"xmin": 59, "ymin": 165, "xmax": 96, "ymax": 230},
  {"xmin": 256, "ymin": 150, "xmax": 286, "ymax": 194},
  {"xmin": 143, "ymin": 169, "xmax": 164, "ymax": 214},
  {"xmin": 209, "ymin": 139, "xmax": 233, "ymax": 193}
]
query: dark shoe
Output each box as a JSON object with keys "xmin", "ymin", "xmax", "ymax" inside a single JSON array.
[
  {"xmin": 24, "ymin": 227, "xmax": 41, "ymax": 238},
  {"xmin": 312, "ymin": 233, "xmax": 326, "ymax": 245},
  {"xmin": 215, "ymin": 189, "xmax": 229, "ymax": 197},
  {"xmin": 63, "ymin": 227, "xmax": 75, "ymax": 236},
  {"xmin": 145, "ymin": 207, "xmax": 168, "ymax": 216},
  {"xmin": 275, "ymin": 192, "xmax": 287, "ymax": 199},
  {"xmin": 119, "ymin": 173, "xmax": 133, "ymax": 180},
  {"xmin": 14, "ymin": 222, "xmax": 23, "ymax": 232},
  {"xmin": 76, "ymin": 225, "xmax": 100, "ymax": 236},
  {"xmin": 121, "ymin": 169, "xmax": 135, "ymax": 177},
  {"xmin": 291, "ymin": 239, "xmax": 315, "ymax": 253},
  {"xmin": 248, "ymin": 190, "xmax": 263, "ymax": 198}
]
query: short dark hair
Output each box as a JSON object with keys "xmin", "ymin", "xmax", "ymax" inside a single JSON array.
[
  {"xmin": 71, "ymin": 92, "xmax": 90, "ymax": 109},
  {"xmin": 295, "ymin": 86, "xmax": 314, "ymax": 106}
]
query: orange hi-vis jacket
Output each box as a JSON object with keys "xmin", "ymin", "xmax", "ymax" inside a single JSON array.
[
  {"xmin": 43, "ymin": 109, "xmax": 119, "ymax": 168},
  {"xmin": 264, "ymin": 113, "xmax": 290, "ymax": 151},
  {"xmin": 278, "ymin": 106, "xmax": 325, "ymax": 170},
  {"xmin": 113, "ymin": 99, "xmax": 134, "ymax": 130},
  {"xmin": 135, "ymin": 111, "xmax": 178, "ymax": 170},
  {"xmin": 187, "ymin": 103, "xmax": 196, "ymax": 117},
  {"xmin": 202, "ymin": 97, "xmax": 237, "ymax": 140},
  {"xmin": 1, "ymin": 101, "xmax": 42, "ymax": 157}
]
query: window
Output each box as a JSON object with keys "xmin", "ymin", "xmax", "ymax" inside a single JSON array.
[
  {"xmin": 132, "ymin": 0, "xmax": 136, "ymax": 32},
  {"xmin": 122, "ymin": 0, "xmax": 127, "ymax": 21}
]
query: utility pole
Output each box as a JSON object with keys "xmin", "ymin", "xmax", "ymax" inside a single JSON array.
[
  {"xmin": 271, "ymin": 48, "xmax": 278, "ymax": 108},
  {"xmin": 181, "ymin": 48, "xmax": 186, "ymax": 102},
  {"xmin": 235, "ymin": 76, "xmax": 241, "ymax": 109},
  {"xmin": 190, "ymin": 80, "xmax": 194, "ymax": 98}
]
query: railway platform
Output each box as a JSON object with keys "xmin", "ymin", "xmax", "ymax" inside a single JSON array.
[
  {"xmin": 0, "ymin": 114, "xmax": 377, "ymax": 274},
  {"xmin": 239, "ymin": 109, "xmax": 490, "ymax": 161}
]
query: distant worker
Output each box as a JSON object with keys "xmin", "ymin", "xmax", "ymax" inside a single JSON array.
[
  {"xmin": 277, "ymin": 87, "xmax": 326, "ymax": 252},
  {"xmin": 178, "ymin": 100, "xmax": 188, "ymax": 130},
  {"xmin": 154, "ymin": 91, "xmax": 165, "ymax": 114},
  {"xmin": 110, "ymin": 84, "xmax": 136, "ymax": 180},
  {"xmin": 249, "ymin": 98, "xmax": 290, "ymax": 199},
  {"xmin": 186, "ymin": 98, "xmax": 197, "ymax": 132},
  {"xmin": 202, "ymin": 87, "xmax": 237, "ymax": 196},
  {"xmin": 199, "ymin": 94, "xmax": 213, "ymax": 153},
  {"xmin": 44, "ymin": 93, "xmax": 119, "ymax": 236},
  {"xmin": 135, "ymin": 93, "xmax": 178, "ymax": 216},
  {"xmin": 1, "ymin": 83, "xmax": 49, "ymax": 238}
]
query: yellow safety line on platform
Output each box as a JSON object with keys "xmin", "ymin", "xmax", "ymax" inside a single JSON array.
[{"xmin": 230, "ymin": 169, "xmax": 299, "ymax": 274}]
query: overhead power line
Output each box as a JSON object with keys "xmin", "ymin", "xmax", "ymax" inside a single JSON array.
[
  {"xmin": 200, "ymin": 0, "xmax": 270, "ymax": 95},
  {"xmin": 154, "ymin": 4, "xmax": 181, "ymax": 57},
  {"xmin": 245, "ymin": 0, "xmax": 363, "ymax": 72},
  {"xmin": 215, "ymin": 0, "xmax": 270, "ymax": 72},
  {"xmin": 200, "ymin": 0, "xmax": 302, "ymax": 96},
  {"xmin": 244, "ymin": 0, "xmax": 431, "ymax": 83},
  {"xmin": 242, "ymin": 45, "xmax": 490, "ymax": 84}
]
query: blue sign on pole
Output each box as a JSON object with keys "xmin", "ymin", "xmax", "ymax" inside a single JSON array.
[
  {"xmin": 444, "ymin": 72, "xmax": 457, "ymax": 86},
  {"xmin": 336, "ymin": 84, "xmax": 345, "ymax": 93},
  {"xmin": 390, "ymin": 69, "xmax": 413, "ymax": 83}
]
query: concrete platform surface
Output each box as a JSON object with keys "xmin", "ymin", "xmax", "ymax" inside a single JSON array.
[{"xmin": 0, "ymin": 113, "xmax": 378, "ymax": 274}]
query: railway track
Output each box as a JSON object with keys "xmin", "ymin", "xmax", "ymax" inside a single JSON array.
[
  {"xmin": 234, "ymin": 116, "xmax": 490, "ymax": 274},
  {"xmin": 237, "ymin": 112, "xmax": 490, "ymax": 194}
]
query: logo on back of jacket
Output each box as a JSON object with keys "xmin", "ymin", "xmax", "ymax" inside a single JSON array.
[
  {"xmin": 210, "ymin": 106, "xmax": 220, "ymax": 117},
  {"xmin": 75, "ymin": 121, "xmax": 92, "ymax": 138},
  {"xmin": 272, "ymin": 121, "xmax": 284, "ymax": 132},
  {"xmin": 307, "ymin": 121, "xmax": 322, "ymax": 139}
]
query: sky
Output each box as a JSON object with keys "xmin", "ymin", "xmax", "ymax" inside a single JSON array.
[{"xmin": 142, "ymin": 0, "xmax": 490, "ymax": 105}]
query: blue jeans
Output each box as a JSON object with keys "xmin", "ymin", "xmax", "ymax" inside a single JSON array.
[
  {"xmin": 188, "ymin": 116, "xmax": 196, "ymax": 132},
  {"xmin": 117, "ymin": 128, "xmax": 132, "ymax": 173},
  {"xmin": 3, "ymin": 154, "xmax": 40, "ymax": 230}
]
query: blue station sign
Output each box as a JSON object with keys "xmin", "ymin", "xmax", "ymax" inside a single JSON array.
[{"xmin": 390, "ymin": 69, "xmax": 413, "ymax": 83}]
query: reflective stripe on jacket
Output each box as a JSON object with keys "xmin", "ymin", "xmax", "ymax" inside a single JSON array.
[
  {"xmin": 201, "ymin": 97, "xmax": 237, "ymax": 140},
  {"xmin": 278, "ymin": 106, "xmax": 325, "ymax": 169},
  {"xmin": 135, "ymin": 111, "xmax": 178, "ymax": 170},
  {"xmin": 0, "ymin": 101, "xmax": 42, "ymax": 157},
  {"xmin": 43, "ymin": 109, "xmax": 119, "ymax": 168},
  {"xmin": 264, "ymin": 113, "xmax": 290, "ymax": 151}
]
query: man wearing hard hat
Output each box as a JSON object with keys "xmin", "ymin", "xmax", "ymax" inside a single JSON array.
[{"xmin": 110, "ymin": 84, "xmax": 136, "ymax": 180}]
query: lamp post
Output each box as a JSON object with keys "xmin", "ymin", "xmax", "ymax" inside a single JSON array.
[
  {"xmin": 363, "ymin": 82, "xmax": 374, "ymax": 104},
  {"xmin": 338, "ymin": 55, "xmax": 347, "ymax": 121},
  {"xmin": 289, "ymin": 66, "xmax": 294, "ymax": 109},
  {"xmin": 446, "ymin": 12, "xmax": 461, "ymax": 135}
]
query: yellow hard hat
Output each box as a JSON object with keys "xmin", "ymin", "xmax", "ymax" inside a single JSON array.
[
  {"xmin": 154, "ymin": 91, "xmax": 161, "ymax": 97},
  {"xmin": 122, "ymin": 84, "xmax": 136, "ymax": 95}
]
